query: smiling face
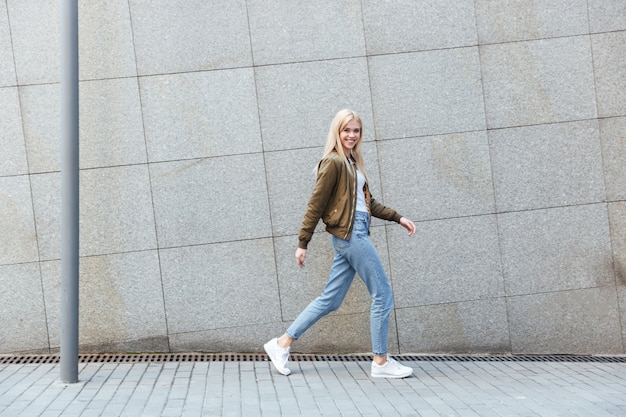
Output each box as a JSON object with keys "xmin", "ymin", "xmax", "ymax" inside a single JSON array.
[{"xmin": 339, "ymin": 119, "xmax": 361, "ymax": 156}]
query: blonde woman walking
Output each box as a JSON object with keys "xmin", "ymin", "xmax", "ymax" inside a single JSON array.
[{"xmin": 265, "ymin": 109, "xmax": 416, "ymax": 378}]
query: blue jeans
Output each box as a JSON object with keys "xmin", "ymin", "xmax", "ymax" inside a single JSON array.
[{"xmin": 286, "ymin": 211, "xmax": 394, "ymax": 356}]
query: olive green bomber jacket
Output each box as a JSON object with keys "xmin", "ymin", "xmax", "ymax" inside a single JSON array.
[{"xmin": 297, "ymin": 152, "xmax": 403, "ymax": 249}]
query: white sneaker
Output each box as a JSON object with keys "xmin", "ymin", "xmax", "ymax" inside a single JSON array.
[
  {"xmin": 371, "ymin": 356, "xmax": 413, "ymax": 378},
  {"xmin": 264, "ymin": 338, "xmax": 291, "ymax": 376}
]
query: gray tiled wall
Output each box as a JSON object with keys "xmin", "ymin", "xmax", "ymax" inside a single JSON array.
[{"xmin": 1, "ymin": 0, "xmax": 624, "ymax": 355}]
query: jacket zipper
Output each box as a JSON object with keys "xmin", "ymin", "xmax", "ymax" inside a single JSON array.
[{"xmin": 344, "ymin": 162, "xmax": 357, "ymax": 240}]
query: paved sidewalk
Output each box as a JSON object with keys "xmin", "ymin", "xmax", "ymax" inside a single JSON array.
[{"xmin": 1, "ymin": 356, "xmax": 625, "ymax": 416}]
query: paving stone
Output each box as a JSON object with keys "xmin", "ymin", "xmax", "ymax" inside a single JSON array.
[{"xmin": 0, "ymin": 356, "xmax": 613, "ymax": 417}]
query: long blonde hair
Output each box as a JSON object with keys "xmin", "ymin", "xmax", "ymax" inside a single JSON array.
[{"xmin": 319, "ymin": 109, "xmax": 367, "ymax": 176}]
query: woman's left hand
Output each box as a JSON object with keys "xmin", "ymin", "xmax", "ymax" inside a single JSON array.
[{"xmin": 399, "ymin": 217, "xmax": 416, "ymax": 236}]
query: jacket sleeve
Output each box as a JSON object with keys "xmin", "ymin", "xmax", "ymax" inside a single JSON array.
[
  {"xmin": 370, "ymin": 197, "xmax": 403, "ymax": 223},
  {"xmin": 297, "ymin": 158, "xmax": 339, "ymax": 249}
]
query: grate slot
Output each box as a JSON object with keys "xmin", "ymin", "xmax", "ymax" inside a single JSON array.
[{"xmin": 1, "ymin": 353, "xmax": 625, "ymax": 365}]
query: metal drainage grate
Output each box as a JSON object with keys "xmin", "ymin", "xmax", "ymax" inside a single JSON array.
[
  {"xmin": 1, "ymin": 353, "xmax": 626, "ymax": 365},
  {"xmin": 399, "ymin": 354, "xmax": 626, "ymax": 363}
]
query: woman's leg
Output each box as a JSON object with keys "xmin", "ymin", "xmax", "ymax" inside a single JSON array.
[
  {"xmin": 339, "ymin": 213, "xmax": 394, "ymax": 360},
  {"xmin": 266, "ymin": 236, "xmax": 356, "ymax": 375},
  {"xmin": 352, "ymin": 235, "xmax": 393, "ymax": 360},
  {"xmin": 345, "ymin": 214, "xmax": 412, "ymax": 377},
  {"xmin": 284, "ymin": 243, "xmax": 356, "ymax": 342}
]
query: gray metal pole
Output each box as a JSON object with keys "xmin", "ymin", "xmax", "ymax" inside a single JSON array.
[{"xmin": 59, "ymin": 0, "xmax": 79, "ymax": 383}]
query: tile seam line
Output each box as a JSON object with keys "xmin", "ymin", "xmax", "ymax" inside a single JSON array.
[
  {"xmin": 4, "ymin": 32, "xmax": 624, "ymax": 88},
  {"xmin": 2, "ymin": 201, "xmax": 620, "ymax": 265}
]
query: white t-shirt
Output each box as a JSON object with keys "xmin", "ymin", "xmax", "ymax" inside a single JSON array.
[{"xmin": 355, "ymin": 165, "xmax": 368, "ymax": 213}]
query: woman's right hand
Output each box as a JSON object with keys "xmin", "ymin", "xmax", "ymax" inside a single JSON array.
[{"xmin": 295, "ymin": 248, "xmax": 307, "ymax": 268}]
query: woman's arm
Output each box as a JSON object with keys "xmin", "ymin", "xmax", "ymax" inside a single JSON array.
[
  {"xmin": 297, "ymin": 157, "xmax": 340, "ymax": 249},
  {"xmin": 370, "ymin": 197, "xmax": 415, "ymax": 235}
]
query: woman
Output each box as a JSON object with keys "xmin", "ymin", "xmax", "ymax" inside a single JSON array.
[{"xmin": 264, "ymin": 109, "xmax": 416, "ymax": 378}]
